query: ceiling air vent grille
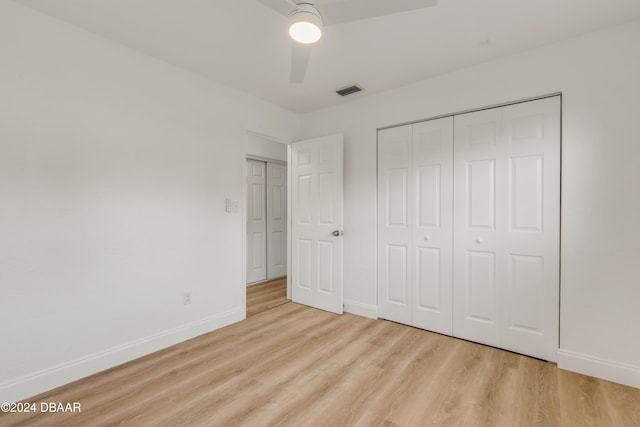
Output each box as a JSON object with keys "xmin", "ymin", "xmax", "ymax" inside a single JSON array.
[{"xmin": 336, "ymin": 85, "xmax": 362, "ymax": 97}]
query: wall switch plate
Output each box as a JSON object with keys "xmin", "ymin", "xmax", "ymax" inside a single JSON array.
[
  {"xmin": 183, "ymin": 292, "xmax": 192, "ymax": 305},
  {"xmin": 225, "ymin": 198, "xmax": 239, "ymax": 213}
]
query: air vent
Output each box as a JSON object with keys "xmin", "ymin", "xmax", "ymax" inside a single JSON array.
[{"xmin": 336, "ymin": 85, "xmax": 363, "ymax": 97}]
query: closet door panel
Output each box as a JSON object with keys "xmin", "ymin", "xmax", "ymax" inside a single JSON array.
[
  {"xmin": 247, "ymin": 160, "xmax": 267, "ymax": 283},
  {"xmin": 453, "ymin": 108, "xmax": 502, "ymax": 347},
  {"xmin": 267, "ymin": 162, "xmax": 287, "ymax": 279},
  {"xmin": 378, "ymin": 125, "xmax": 413, "ymax": 325},
  {"xmin": 501, "ymin": 97, "xmax": 560, "ymax": 362},
  {"xmin": 412, "ymin": 117, "xmax": 454, "ymax": 335},
  {"xmin": 453, "ymin": 97, "xmax": 560, "ymax": 361}
]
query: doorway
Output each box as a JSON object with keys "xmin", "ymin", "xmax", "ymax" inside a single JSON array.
[
  {"xmin": 243, "ymin": 131, "xmax": 345, "ymax": 317},
  {"xmin": 244, "ymin": 131, "xmax": 291, "ymax": 318},
  {"xmin": 246, "ymin": 158, "xmax": 287, "ymax": 284}
]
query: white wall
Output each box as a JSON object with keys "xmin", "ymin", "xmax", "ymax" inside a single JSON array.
[
  {"xmin": 246, "ymin": 133, "xmax": 288, "ymax": 162},
  {"xmin": 0, "ymin": 2, "xmax": 297, "ymax": 402},
  {"xmin": 299, "ymin": 20, "xmax": 640, "ymax": 388}
]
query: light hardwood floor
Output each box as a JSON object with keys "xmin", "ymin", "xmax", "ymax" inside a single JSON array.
[
  {"xmin": 2, "ymin": 301, "xmax": 639, "ymax": 426},
  {"xmin": 246, "ymin": 277, "xmax": 288, "ymax": 317}
]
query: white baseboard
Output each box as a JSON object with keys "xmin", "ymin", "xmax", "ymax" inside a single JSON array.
[
  {"xmin": 557, "ymin": 349, "xmax": 640, "ymax": 389},
  {"xmin": 0, "ymin": 308, "xmax": 244, "ymax": 403},
  {"xmin": 343, "ymin": 299, "xmax": 378, "ymax": 319}
]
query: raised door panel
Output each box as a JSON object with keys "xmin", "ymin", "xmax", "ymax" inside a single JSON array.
[
  {"xmin": 416, "ymin": 247, "xmax": 440, "ymax": 311},
  {"xmin": 296, "ymin": 238, "xmax": 312, "ymax": 289},
  {"xmin": 507, "ymin": 254, "xmax": 544, "ymax": 334},
  {"xmin": 416, "ymin": 165, "xmax": 441, "ymax": 229},
  {"xmin": 465, "ymin": 251, "xmax": 497, "ymax": 325},
  {"xmin": 387, "ymin": 169, "xmax": 409, "ymax": 227},
  {"xmin": 297, "ymin": 175, "xmax": 312, "ymax": 225},
  {"xmin": 466, "ymin": 159, "xmax": 496, "ymax": 231},
  {"xmin": 509, "ymin": 155, "xmax": 543, "ymax": 232},
  {"xmin": 386, "ymin": 245, "xmax": 409, "ymax": 304},
  {"xmin": 318, "ymin": 240, "xmax": 335, "ymax": 294},
  {"xmin": 378, "ymin": 125, "xmax": 413, "ymax": 325}
]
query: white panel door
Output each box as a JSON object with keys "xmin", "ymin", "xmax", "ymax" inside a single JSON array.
[
  {"xmin": 453, "ymin": 96, "xmax": 560, "ymax": 361},
  {"xmin": 291, "ymin": 134, "xmax": 343, "ymax": 314},
  {"xmin": 412, "ymin": 117, "xmax": 454, "ymax": 335},
  {"xmin": 266, "ymin": 162, "xmax": 287, "ymax": 280},
  {"xmin": 378, "ymin": 125, "xmax": 413, "ymax": 325},
  {"xmin": 246, "ymin": 159, "xmax": 267, "ymax": 284}
]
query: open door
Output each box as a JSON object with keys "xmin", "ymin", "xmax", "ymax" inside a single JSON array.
[{"xmin": 290, "ymin": 134, "xmax": 344, "ymax": 314}]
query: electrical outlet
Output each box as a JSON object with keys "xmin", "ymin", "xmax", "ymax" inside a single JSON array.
[{"xmin": 183, "ymin": 292, "xmax": 192, "ymax": 306}]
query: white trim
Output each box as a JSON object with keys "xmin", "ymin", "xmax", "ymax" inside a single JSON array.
[
  {"xmin": 557, "ymin": 349, "xmax": 640, "ymax": 389},
  {"xmin": 286, "ymin": 144, "xmax": 292, "ymax": 300},
  {"xmin": 377, "ymin": 92, "xmax": 562, "ymax": 131},
  {"xmin": 241, "ymin": 149, "xmax": 248, "ymax": 317},
  {"xmin": 246, "ymin": 154, "xmax": 287, "ymax": 165},
  {"xmin": 0, "ymin": 309, "xmax": 243, "ymax": 403},
  {"xmin": 343, "ymin": 299, "xmax": 378, "ymax": 319}
]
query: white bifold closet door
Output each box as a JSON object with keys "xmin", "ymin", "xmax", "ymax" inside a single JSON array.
[
  {"xmin": 453, "ymin": 97, "xmax": 560, "ymax": 361},
  {"xmin": 377, "ymin": 96, "xmax": 560, "ymax": 362},
  {"xmin": 378, "ymin": 116, "xmax": 454, "ymax": 335},
  {"xmin": 247, "ymin": 159, "xmax": 287, "ymax": 284},
  {"xmin": 247, "ymin": 159, "xmax": 267, "ymax": 283}
]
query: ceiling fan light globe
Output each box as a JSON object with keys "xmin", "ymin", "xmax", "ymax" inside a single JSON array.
[
  {"xmin": 289, "ymin": 21, "xmax": 322, "ymax": 44},
  {"xmin": 288, "ymin": 5, "xmax": 323, "ymax": 44}
]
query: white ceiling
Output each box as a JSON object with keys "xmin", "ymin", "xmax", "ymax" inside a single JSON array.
[{"xmin": 15, "ymin": 0, "xmax": 640, "ymax": 113}]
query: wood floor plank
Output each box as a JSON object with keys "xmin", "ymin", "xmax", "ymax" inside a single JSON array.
[
  {"xmin": 601, "ymin": 378, "xmax": 640, "ymax": 427},
  {"xmin": 2, "ymin": 300, "xmax": 639, "ymax": 427},
  {"xmin": 558, "ymin": 369, "xmax": 616, "ymax": 427},
  {"xmin": 246, "ymin": 278, "xmax": 288, "ymax": 317}
]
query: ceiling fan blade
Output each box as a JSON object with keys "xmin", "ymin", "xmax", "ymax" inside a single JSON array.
[
  {"xmin": 320, "ymin": 0, "xmax": 438, "ymax": 26},
  {"xmin": 290, "ymin": 43, "xmax": 312, "ymax": 83},
  {"xmin": 256, "ymin": 0, "xmax": 299, "ymax": 18}
]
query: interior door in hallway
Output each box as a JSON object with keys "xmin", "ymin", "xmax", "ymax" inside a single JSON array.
[{"xmin": 291, "ymin": 134, "xmax": 344, "ymax": 314}]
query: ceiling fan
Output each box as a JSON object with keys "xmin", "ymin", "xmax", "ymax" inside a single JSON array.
[{"xmin": 257, "ymin": 0, "xmax": 438, "ymax": 83}]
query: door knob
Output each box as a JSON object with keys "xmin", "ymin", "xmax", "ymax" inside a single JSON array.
[
  {"xmin": 332, "ymin": 230, "xmax": 344, "ymax": 236},
  {"xmin": 476, "ymin": 238, "xmax": 483, "ymax": 244}
]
